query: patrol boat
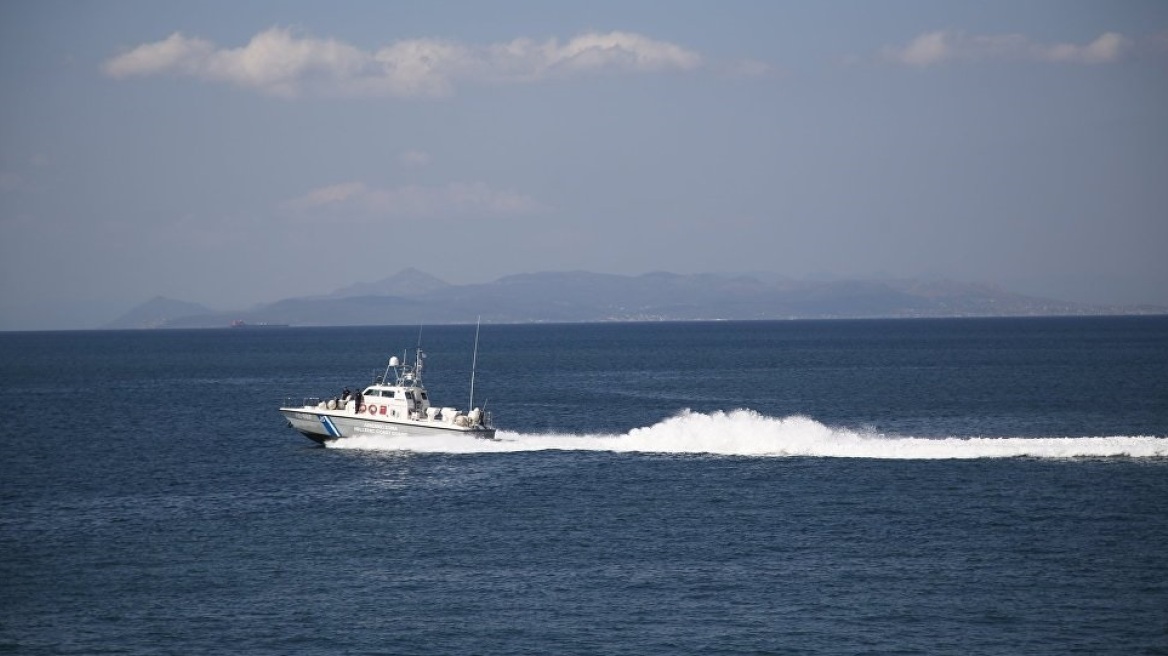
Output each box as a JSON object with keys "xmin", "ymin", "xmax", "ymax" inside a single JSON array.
[{"xmin": 279, "ymin": 346, "xmax": 494, "ymax": 444}]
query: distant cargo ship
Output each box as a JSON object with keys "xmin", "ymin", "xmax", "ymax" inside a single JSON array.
[{"xmin": 230, "ymin": 320, "xmax": 290, "ymax": 328}]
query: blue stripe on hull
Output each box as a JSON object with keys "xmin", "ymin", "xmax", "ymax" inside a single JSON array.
[
  {"xmin": 319, "ymin": 415, "xmax": 341, "ymax": 437},
  {"xmin": 282, "ymin": 409, "xmax": 496, "ymax": 444}
]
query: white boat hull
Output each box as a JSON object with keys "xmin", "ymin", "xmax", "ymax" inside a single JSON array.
[
  {"xmin": 280, "ymin": 407, "xmax": 496, "ymax": 444},
  {"xmin": 280, "ymin": 344, "xmax": 494, "ymax": 445}
]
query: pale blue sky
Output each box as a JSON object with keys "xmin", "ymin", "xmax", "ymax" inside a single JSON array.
[{"xmin": 2, "ymin": 1, "xmax": 1166, "ymax": 329}]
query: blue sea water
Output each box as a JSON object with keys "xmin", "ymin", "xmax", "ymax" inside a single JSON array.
[{"xmin": 2, "ymin": 317, "xmax": 1167, "ymax": 654}]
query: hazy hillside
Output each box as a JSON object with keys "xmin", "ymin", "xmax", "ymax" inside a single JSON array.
[
  {"xmin": 326, "ymin": 267, "xmax": 451, "ymax": 299},
  {"xmin": 103, "ymin": 296, "xmax": 215, "ymax": 329},
  {"xmin": 103, "ymin": 269, "xmax": 1150, "ymax": 329}
]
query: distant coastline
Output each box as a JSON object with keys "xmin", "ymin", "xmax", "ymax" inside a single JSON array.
[{"xmin": 102, "ymin": 269, "xmax": 1166, "ymax": 330}]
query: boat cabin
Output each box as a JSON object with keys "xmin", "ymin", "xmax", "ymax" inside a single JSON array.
[{"xmin": 361, "ymin": 382, "xmax": 429, "ymax": 420}]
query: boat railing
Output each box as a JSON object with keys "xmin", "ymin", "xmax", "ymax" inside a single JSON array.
[{"xmin": 285, "ymin": 396, "xmax": 321, "ymax": 408}]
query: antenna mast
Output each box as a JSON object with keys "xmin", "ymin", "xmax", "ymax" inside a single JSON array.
[{"xmin": 468, "ymin": 316, "xmax": 481, "ymax": 411}]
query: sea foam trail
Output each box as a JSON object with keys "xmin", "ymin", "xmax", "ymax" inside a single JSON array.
[{"xmin": 326, "ymin": 409, "xmax": 1168, "ymax": 459}]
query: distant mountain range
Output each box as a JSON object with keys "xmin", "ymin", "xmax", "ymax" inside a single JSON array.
[
  {"xmin": 106, "ymin": 296, "xmax": 216, "ymax": 329},
  {"xmin": 102, "ymin": 268, "xmax": 1160, "ymax": 329}
]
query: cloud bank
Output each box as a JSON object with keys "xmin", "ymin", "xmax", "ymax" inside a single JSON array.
[
  {"xmin": 284, "ymin": 181, "xmax": 543, "ymax": 218},
  {"xmin": 103, "ymin": 27, "xmax": 704, "ymax": 97},
  {"xmin": 882, "ymin": 30, "xmax": 1129, "ymax": 67}
]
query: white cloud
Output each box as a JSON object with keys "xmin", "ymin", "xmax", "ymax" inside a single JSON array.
[
  {"xmin": 289, "ymin": 181, "xmax": 366, "ymax": 208},
  {"xmin": 881, "ymin": 30, "xmax": 1129, "ymax": 67},
  {"xmin": 888, "ymin": 31, "xmax": 953, "ymax": 67},
  {"xmin": 284, "ymin": 181, "xmax": 543, "ymax": 218},
  {"xmin": 533, "ymin": 31, "xmax": 702, "ymax": 76},
  {"xmin": 398, "ymin": 150, "xmax": 433, "ymax": 168},
  {"xmin": 1040, "ymin": 32, "xmax": 1126, "ymax": 64},
  {"xmin": 104, "ymin": 27, "xmax": 704, "ymax": 98},
  {"xmin": 103, "ymin": 32, "xmax": 216, "ymax": 78}
]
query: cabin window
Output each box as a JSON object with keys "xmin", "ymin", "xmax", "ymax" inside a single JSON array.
[
  {"xmin": 405, "ymin": 391, "xmax": 415, "ymax": 400},
  {"xmin": 384, "ymin": 390, "xmax": 396, "ymax": 398},
  {"xmin": 420, "ymin": 392, "xmax": 428, "ymax": 401}
]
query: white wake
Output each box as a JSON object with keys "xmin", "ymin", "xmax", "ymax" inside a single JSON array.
[{"xmin": 325, "ymin": 409, "xmax": 1168, "ymax": 459}]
